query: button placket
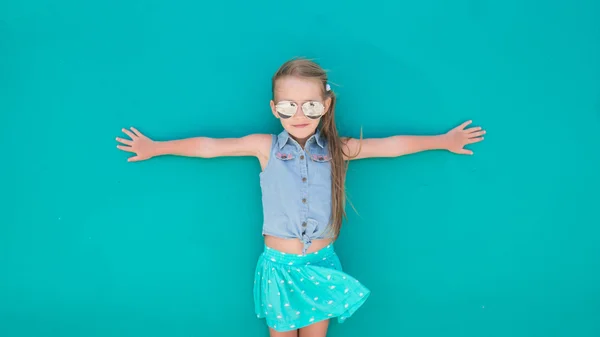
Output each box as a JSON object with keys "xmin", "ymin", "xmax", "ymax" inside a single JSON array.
[
  {"xmin": 288, "ymin": 136, "xmax": 312, "ymax": 235},
  {"xmin": 299, "ymin": 147, "xmax": 309, "ymax": 233}
]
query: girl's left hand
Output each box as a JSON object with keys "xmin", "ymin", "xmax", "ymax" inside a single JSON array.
[{"xmin": 443, "ymin": 120, "xmax": 485, "ymax": 155}]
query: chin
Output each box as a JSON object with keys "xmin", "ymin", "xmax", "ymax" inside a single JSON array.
[{"xmin": 285, "ymin": 124, "xmax": 318, "ymax": 139}]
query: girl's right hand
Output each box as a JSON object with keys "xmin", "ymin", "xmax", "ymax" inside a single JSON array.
[{"xmin": 116, "ymin": 127, "xmax": 157, "ymax": 162}]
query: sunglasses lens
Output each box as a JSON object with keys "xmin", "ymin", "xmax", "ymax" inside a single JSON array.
[
  {"xmin": 275, "ymin": 101, "xmax": 296, "ymax": 119},
  {"xmin": 302, "ymin": 101, "xmax": 324, "ymax": 119}
]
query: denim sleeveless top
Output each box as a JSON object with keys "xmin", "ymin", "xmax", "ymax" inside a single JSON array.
[{"xmin": 259, "ymin": 129, "xmax": 334, "ymax": 255}]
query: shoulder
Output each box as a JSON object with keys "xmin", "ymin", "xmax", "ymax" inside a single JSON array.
[
  {"xmin": 241, "ymin": 133, "xmax": 274, "ymax": 157},
  {"xmin": 340, "ymin": 136, "xmax": 362, "ymax": 160},
  {"xmin": 241, "ymin": 133, "xmax": 274, "ymax": 143}
]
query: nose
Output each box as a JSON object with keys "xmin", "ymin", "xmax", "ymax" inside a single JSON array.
[{"xmin": 292, "ymin": 105, "xmax": 308, "ymax": 120}]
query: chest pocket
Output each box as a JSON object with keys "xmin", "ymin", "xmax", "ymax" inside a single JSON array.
[
  {"xmin": 309, "ymin": 153, "xmax": 332, "ymax": 163},
  {"xmin": 275, "ymin": 152, "xmax": 294, "ymax": 161}
]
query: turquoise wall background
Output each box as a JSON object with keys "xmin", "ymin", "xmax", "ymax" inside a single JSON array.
[{"xmin": 1, "ymin": 1, "xmax": 599, "ymax": 336}]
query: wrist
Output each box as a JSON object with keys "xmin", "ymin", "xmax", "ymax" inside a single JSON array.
[
  {"xmin": 151, "ymin": 141, "xmax": 167, "ymax": 156},
  {"xmin": 435, "ymin": 134, "xmax": 451, "ymax": 151}
]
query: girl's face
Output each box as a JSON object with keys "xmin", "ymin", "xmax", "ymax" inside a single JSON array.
[{"xmin": 270, "ymin": 76, "xmax": 331, "ymax": 142}]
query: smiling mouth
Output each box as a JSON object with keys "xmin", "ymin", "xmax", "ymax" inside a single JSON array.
[{"xmin": 293, "ymin": 124, "xmax": 310, "ymax": 128}]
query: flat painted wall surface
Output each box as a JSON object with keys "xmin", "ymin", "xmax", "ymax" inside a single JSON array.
[{"xmin": 1, "ymin": 1, "xmax": 599, "ymax": 336}]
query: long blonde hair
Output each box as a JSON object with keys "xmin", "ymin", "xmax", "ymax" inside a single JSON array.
[{"xmin": 271, "ymin": 57, "xmax": 361, "ymax": 240}]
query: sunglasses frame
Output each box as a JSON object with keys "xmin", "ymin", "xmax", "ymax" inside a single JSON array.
[{"xmin": 275, "ymin": 100, "xmax": 326, "ymax": 120}]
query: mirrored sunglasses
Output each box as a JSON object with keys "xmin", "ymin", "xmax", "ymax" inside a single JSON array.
[{"xmin": 275, "ymin": 101, "xmax": 325, "ymax": 120}]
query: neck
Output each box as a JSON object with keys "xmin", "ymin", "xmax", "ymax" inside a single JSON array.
[
  {"xmin": 290, "ymin": 134, "xmax": 309, "ymax": 148},
  {"xmin": 288, "ymin": 130, "xmax": 317, "ymax": 149}
]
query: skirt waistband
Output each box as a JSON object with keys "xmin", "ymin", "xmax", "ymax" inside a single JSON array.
[{"xmin": 262, "ymin": 244, "xmax": 336, "ymax": 265}]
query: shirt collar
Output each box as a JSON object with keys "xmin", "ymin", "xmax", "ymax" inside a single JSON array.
[{"xmin": 277, "ymin": 129, "xmax": 325, "ymax": 149}]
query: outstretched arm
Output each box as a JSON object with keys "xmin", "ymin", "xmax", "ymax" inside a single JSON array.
[
  {"xmin": 116, "ymin": 127, "xmax": 272, "ymax": 162},
  {"xmin": 343, "ymin": 120, "xmax": 485, "ymax": 160}
]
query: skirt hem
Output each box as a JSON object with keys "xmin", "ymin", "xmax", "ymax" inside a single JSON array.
[{"xmin": 253, "ymin": 244, "xmax": 370, "ymax": 332}]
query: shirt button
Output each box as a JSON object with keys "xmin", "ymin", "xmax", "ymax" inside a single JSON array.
[
  {"xmin": 302, "ymin": 177, "xmax": 307, "ymax": 182},
  {"xmin": 302, "ymin": 222, "xmax": 307, "ymax": 227},
  {"xmin": 302, "ymin": 198, "xmax": 307, "ymax": 203},
  {"xmin": 300, "ymin": 155, "xmax": 305, "ymax": 160}
]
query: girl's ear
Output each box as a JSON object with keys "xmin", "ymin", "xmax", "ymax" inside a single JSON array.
[
  {"xmin": 324, "ymin": 97, "xmax": 332, "ymax": 114},
  {"xmin": 270, "ymin": 100, "xmax": 279, "ymax": 119}
]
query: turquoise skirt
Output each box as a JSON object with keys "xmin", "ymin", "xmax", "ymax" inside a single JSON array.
[{"xmin": 253, "ymin": 244, "xmax": 370, "ymax": 332}]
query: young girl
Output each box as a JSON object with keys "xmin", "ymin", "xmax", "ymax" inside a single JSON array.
[{"xmin": 115, "ymin": 58, "xmax": 485, "ymax": 336}]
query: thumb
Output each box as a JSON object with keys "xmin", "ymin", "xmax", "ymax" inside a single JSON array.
[{"xmin": 128, "ymin": 156, "xmax": 141, "ymax": 162}]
